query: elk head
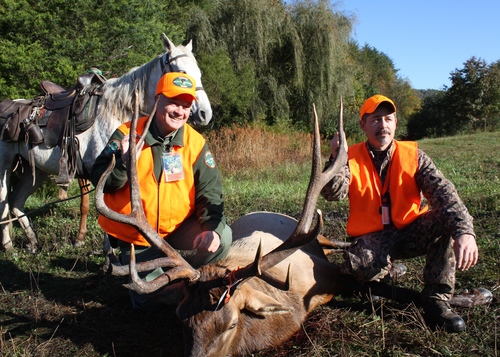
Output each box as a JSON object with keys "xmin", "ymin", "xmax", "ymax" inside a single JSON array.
[{"xmin": 95, "ymin": 95, "xmax": 348, "ymax": 356}]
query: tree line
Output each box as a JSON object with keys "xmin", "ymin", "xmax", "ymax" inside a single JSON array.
[
  {"xmin": 408, "ymin": 57, "xmax": 500, "ymax": 138},
  {"xmin": 1, "ymin": 0, "xmax": 499, "ymax": 138}
]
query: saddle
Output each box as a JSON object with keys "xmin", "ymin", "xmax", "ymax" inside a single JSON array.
[
  {"xmin": 0, "ymin": 70, "xmax": 106, "ymax": 186},
  {"xmin": 42, "ymin": 72, "xmax": 105, "ymax": 184},
  {"xmin": 42, "ymin": 72, "xmax": 105, "ymax": 147},
  {"xmin": 0, "ymin": 98, "xmax": 37, "ymax": 143}
]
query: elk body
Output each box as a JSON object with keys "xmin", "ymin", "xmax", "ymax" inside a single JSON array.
[
  {"xmin": 178, "ymin": 212, "xmax": 342, "ymax": 356},
  {"xmin": 96, "ymin": 100, "xmax": 348, "ymax": 356}
]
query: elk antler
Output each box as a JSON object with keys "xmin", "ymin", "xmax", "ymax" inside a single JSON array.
[
  {"xmin": 231, "ymin": 99, "xmax": 348, "ymax": 283},
  {"xmin": 95, "ymin": 89, "xmax": 200, "ymax": 294}
]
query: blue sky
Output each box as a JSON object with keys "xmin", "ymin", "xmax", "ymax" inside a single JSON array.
[{"xmin": 334, "ymin": 0, "xmax": 500, "ymax": 90}]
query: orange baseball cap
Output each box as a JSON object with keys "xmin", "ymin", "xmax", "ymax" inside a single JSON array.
[
  {"xmin": 359, "ymin": 94, "xmax": 396, "ymax": 119},
  {"xmin": 155, "ymin": 72, "xmax": 197, "ymax": 102}
]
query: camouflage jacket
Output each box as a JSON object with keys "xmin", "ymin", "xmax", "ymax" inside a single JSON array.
[{"xmin": 320, "ymin": 141, "xmax": 475, "ymax": 239}]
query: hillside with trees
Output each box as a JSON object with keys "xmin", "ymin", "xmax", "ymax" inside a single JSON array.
[{"xmin": 1, "ymin": 0, "xmax": 499, "ymax": 138}]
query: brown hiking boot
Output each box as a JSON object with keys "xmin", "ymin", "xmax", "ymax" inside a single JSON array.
[{"xmin": 423, "ymin": 300, "xmax": 466, "ymax": 332}]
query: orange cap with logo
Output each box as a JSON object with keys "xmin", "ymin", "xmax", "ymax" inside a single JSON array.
[
  {"xmin": 155, "ymin": 72, "xmax": 197, "ymax": 102},
  {"xmin": 359, "ymin": 94, "xmax": 396, "ymax": 119}
]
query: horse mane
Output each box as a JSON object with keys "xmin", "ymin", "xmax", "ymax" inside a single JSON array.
[
  {"xmin": 98, "ymin": 55, "xmax": 162, "ymax": 123},
  {"xmin": 96, "ymin": 43, "xmax": 197, "ymax": 124}
]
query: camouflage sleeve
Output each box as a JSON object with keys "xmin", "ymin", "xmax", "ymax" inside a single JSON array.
[
  {"xmin": 415, "ymin": 149, "xmax": 475, "ymax": 239},
  {"xmin": 320, "ymin": 155, "xmax": 350, "ymax": 201}
]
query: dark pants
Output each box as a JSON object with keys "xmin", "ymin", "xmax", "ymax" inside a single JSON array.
[
  {"xmin": 341, "ymin": 210, "xmax": 456, "ymax": 301},
  {"xmin": 115, "ymin": 215, "xmax": 232, "ymax": 310}
]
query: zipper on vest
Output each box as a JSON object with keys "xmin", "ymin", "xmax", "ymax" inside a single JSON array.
[
  {"xmin": 156, "ymin": 179, "xmax": 161, "ymax": 232},
  {"xmin": 155, "ymin": 144, "xmax": 172, "ymax": 232}
]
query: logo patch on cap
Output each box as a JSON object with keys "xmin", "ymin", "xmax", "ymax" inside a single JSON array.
[
  {"xmin": 205, "ymin": 151, "xmax": 216, "ymax": 168},
  {"xmin": 173, "ymin": 76, "xmax": 194, "ymax": 89}
]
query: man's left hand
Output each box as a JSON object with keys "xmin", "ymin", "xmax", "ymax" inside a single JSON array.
[
  {"xmin": 193, "ymin": 231, "xmax": 220, "ymax": 253},
  {"xmin": 453, "ymin": 234, "xmax": 478, "ymax": 271}
]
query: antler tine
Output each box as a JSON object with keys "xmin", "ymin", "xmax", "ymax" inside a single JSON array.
[
  {"xmin": 262, "ymin": 99, "xmax": 347, "ymax": 258},
  {"xmin": 95, "ymin": 88, "xmax": 200, "ymax": 293},
  {"xmin": 232, "ymin": 99, "xmax": 347, "ymax": 282},
  {"xmin": 297, "ymin": 99, "xmax": 347, "ymax": 233}
]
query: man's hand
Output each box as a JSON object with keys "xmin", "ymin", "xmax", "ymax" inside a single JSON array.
[
  {"xmin": 193, "ymin": 231, "xmax": 220, "ymax": 253},
  {"xmin": 329, "ymin": 132, "xmax": 341, "ymax": 160},
  {"xmin": 453, "ymin": 234, "xmax": 478, "ymax": 271}
]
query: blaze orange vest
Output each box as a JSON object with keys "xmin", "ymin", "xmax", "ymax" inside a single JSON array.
[
  {"xmin": 98, "ymin": 117, "xmax": 206, "ymax": 246},
  {"xmin": 346, "ymin": 141, "xmax": 428, "ymax": 237}
]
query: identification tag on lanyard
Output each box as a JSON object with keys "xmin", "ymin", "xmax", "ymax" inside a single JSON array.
[{"xmin": 162, "ymin": 151, "xmax": 184, "ymax": 182}]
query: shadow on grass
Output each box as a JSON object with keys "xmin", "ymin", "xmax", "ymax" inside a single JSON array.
[{"xmin": 0, "ymin": 256, "xmax": 185, "ymax": 357}]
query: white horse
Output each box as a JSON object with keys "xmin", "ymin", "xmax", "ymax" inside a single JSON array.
[{"xmin": 0, "ymin": 33, "xmax": 212, "ymax": 253}]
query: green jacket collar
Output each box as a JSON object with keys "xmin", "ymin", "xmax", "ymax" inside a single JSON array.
[{"xmin": 147, "ymin": 116, "xmax": 186, "ymax": 148}]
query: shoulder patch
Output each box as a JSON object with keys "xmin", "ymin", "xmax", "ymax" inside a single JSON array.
[
  {"xmin": 104, "ymin": 139, "xmax": 120, "ymax": 155},
  {"xmin": 204, "ymin": 151, "xmax": 216, "ymax": 168}
]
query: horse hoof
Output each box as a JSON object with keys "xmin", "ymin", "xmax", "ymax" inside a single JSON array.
[
  {"xmin": 26, "ymin": 244, "xmax": 37, "ymax": 254},
  {"xmin": 2, "ymin": 244, "xmax": 14, "ymax": 252},
  {"xmin": 73, "ymin": 240, "xmax": 85, "ymax": 248}
]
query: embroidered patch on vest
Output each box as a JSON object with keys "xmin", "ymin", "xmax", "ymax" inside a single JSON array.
[
  {"xmin": 104, "ymin": 139, "xmax": 120, "ymax": 155},
  {"xmin": 205, "ymin": 151, "xmax": 216, "ymax": 168}
]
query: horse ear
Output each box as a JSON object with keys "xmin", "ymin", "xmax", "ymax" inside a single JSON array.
[
  {"xmin": 185, "ymin": 40, "xmax": 193, "ymax": 53},
  {"xmin": 162, "ymin": 33, "xmax": 175, "ymax": 52}
]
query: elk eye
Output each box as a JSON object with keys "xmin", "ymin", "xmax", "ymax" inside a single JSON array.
[{"xmin": 228, "ymin": 323, "xmax": 237, "ymax": 330}]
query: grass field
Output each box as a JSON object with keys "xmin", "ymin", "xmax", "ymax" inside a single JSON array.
[{"xmin": 0, "ymin": 128, "xmax": 498, "ymax": 356}]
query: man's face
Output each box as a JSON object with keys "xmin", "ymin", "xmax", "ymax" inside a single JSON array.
[
  {"xmin": 155, "ymin": 94, "xmax": 192, "ymax": 136},
  {"xmin": 360, "ymin": 105, "xmax": 397, "ymax": 150}
]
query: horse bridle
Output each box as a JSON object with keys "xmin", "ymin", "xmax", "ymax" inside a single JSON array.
[
  {"xmin": 161, "ymin": 53, "xmax": 205, "ymax": 93},
  {"xmin": 139, "ymin": 51, "xmax": 206, "ymax": 134}
]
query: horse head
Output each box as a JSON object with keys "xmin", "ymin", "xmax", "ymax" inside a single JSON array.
[{"xmin": 161, "ymin": 34, "xmax": 213, "ymax": 127}]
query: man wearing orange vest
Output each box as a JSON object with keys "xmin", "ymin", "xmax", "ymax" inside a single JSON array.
[
  {"xmin": 321, "ymin": 94, "xmax": 478, "ymax": 332},
  {"xmin": 91, "ymin": 72, "xmax": 232, "ymax": 310}
]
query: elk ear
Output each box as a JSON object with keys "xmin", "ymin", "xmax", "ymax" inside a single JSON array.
[{"xmin": 238, "ymin": 285, "xmax": 293, "ymax": 316}]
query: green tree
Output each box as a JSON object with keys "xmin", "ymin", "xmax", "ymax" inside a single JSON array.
[
  {"xmin": 446, "ymin": 57, "xmax": 491, "ymax": 132},
  {"xmin": 407, "ymin": 91, "xmax": 447, "ymax": 139},
  {"xmin": 408, "ymin": 57, "xmax": 500, "ymax": 139},
  {"xmin": 347, "ymin": 43, "xmax": 420, "ymax": 140},
  {"xmin": 187, "ymin": 0, "xmax": 302, "ymax": 128},
  {"xmin": 0, "ymin": 0, "xmax": 189, "ymax": 99},
  {"xmin": 288, "ymin": 0, "xmax": 352, "ymax": 132},
  {"xmin": 187, "ymin": 0, "xmax": 354, "ymax": 132}
]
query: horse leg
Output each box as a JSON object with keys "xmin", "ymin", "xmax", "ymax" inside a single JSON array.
[
  {"xmin": 58, "ymin": 185, "xmax": 68, "ymax": 200},
  {"xmin": 73, "ymin": 178, "xmax": 91, "ymax": 247},
  {"xmin": 9, "ymin": 166, "xmax": 48, "ymax": 254},
  {"xmin": 0, "ymin": 149, "xmax": 17, "ymax": 251},
  {"xmin": 0, "ymin": 170, "xmax": 13, "ymax": 251}
]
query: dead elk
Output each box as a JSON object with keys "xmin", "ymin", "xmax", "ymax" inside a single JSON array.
[{"xmin": 95, "ymin": 102, "xmax": 348, "ymax": 356}]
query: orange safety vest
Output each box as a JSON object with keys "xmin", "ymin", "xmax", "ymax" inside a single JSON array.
[
  {"xmin": 346, "ymin": 141, "xmax": 428, "ymax": 237},
  {"xmin": 98, "ymin": 116, "xmax": 206, "ymax": 246}
]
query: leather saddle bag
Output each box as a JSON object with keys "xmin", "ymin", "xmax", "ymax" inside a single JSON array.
[{"xmin": 0, "ymin": 99, "xmax": 32, "ymax": 142}]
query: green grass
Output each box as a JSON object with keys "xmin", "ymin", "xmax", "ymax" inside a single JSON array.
[{"xmin": 0, "ymin": 130, "xmax": 499, "ymax": 356}]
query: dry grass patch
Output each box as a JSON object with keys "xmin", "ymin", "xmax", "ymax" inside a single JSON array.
[{"xmin": 205, "ymin": 125, "xmax": 313, "ymax": 175}]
